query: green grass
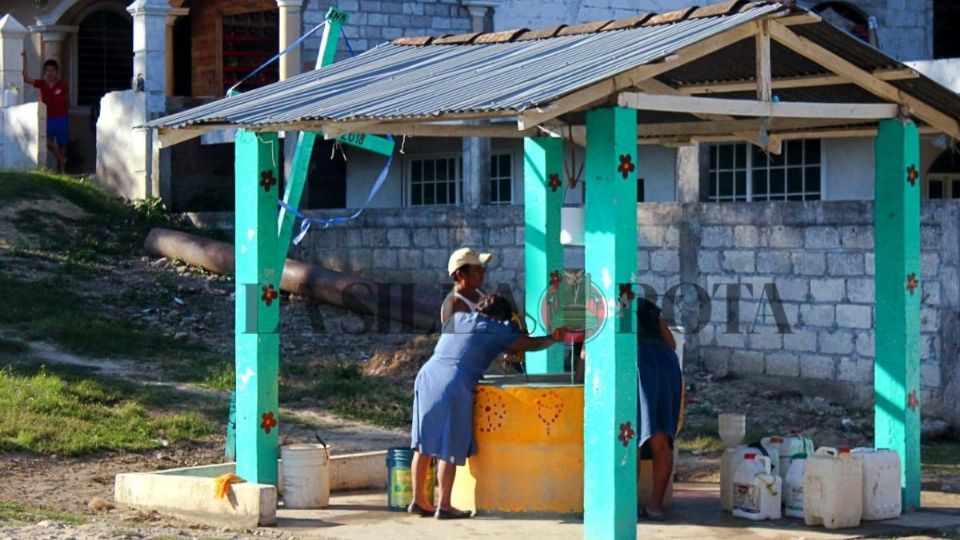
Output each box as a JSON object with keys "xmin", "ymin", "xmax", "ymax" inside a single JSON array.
[
  {"xmin": 282, "ymin": 361, "xmax": 412, "ymax": 427},
  {"xmin": 676, "ymin": 434, "xmax": 726, "ymax": 455},
  {"xmin": 0, "ymin": 502, "xmax": 85, "ymax": 525},
  {"xmin": 0, "ymin": 363, "xmax": 216, "ymax": 455},
  {"xmin": 923, "ymin": 442, "xmax": 960, "ymax": 476}
]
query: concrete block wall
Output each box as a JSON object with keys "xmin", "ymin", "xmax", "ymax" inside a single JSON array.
[
  {"xmin": 289, "ymin": 200, "xmax": 959, "ymax": 420},
  {"xmin": 0, "ymin": 101, "xmax": 45, "ymax": 171},
  {"xmin": 301, "ymin": 0, "xmax": 471, "ymax": 65}
]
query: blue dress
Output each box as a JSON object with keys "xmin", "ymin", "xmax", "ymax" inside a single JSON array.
[
  {"xmin": 637, "ymin": 340, "xmax": 682, "ymax": 448},
  {"xmin": 411, "ymin": 312, "xmax": 520, "ymax": 465}
]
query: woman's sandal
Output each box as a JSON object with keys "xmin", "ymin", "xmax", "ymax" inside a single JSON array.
[
  {"xmin": 435, "ymin": 507, "xmax": 473, "ymax": 520},
  {"xmin": 407, "ymin": 501, "xmax": 434, "ymax": 517},
  {"xmin": 638, "ymin": 507, "xmax": 667, "ymax": 522}
]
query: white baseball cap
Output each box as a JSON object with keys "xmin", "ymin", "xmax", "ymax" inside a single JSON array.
[{"xmin": 447, "ymin": 247, "xmax": 492, "ymax": 276}]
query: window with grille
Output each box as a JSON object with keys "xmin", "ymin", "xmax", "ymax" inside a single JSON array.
[
  {"xmin": 408, "ymin": 156, "xmax": 462, "ymax": 206},
  {"xmin": 707, "ymin": 140, "xmax": 822, "ymax": 202},
  {"xmin": 489, "ymin": 153, "xmax": 513, "ymax": 204},
  {"xmin": 77, "ymin": 10, "xmax": 133, "ymax": 107},
  {"xmin": 927, "ymin": 175, "xmax": 960, "ymax": 199}
]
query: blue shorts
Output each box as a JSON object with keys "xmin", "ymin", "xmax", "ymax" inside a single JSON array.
[{"xmin": 47, "ymin": 116, "xmax": 67, "ymax": 146}]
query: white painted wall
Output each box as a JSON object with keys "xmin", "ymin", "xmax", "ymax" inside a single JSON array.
[
  {"xmin": 822, "ymin": 137, "xmax": 874, "ymax": 201},
  {"xmin": 0, "ymin": 101, "xmax": 45, "ymax": 170},
  {"xmin": 906, "ymin": 59, "xmax": 960, "ymax": 93},
  {"xmin": 96, "ymin": 90, "xmax": 153, "ymax": 200}
]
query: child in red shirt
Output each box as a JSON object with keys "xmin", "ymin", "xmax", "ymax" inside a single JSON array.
[{"xmin": 23, "ymin": 55, "xmax": 69, "ymax": 172}]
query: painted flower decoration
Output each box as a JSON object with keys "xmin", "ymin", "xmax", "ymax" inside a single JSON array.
[
  {"xmin": 907, "ymin": 390, "xmax": 920, "ymax": 411},
  {"xmin": 618, "ymin": 283, "xmax": 635, "ymax": 314},
  {"xmin": 548, "ymin": 173, "xmax": 562, "ymax": 192},
  {"xmin": 261, "ymin": 411, "xmax": 277, "ymax": 434},
  {"xmin": 906, "ymin": 273, "xmax": 919, "ymax": 295},
  {"xmin": 617, "ymin": 154, "xmax": 635, "ymax": 179},
  {"xmin": 618, "ymin": 421, "xmax": 635, "ymax": 447},
  {"xmin": 549, "ymin": 270, "xmax": 561, "ymax": 291},
  {"xmin": 262, "ymin": 284, "xmax": 279, "ymax": 306},
  {"xmin": 906, "ymin": 165, "xmax": 919, "ymax": 187},
  {"xmin": 260, "ymin": 170, "xmax": 277, "ymax": 192}
]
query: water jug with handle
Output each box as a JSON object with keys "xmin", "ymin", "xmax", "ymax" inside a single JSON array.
[
  {"xmin": 780, "ymin": 434, "xmax": 814, "ymax": 481},
  {"xmin": 852, "ymin": 448, "xmax": 901, "ymax": 521},
  {"xmin": 783, "ymin": 453, "xmax": 807, "ymax": 518},
  {"xmin": 759, "ymin": 436, "xmax": 785, "ymax": 479},
  {"xmin": 804, "ymin": 446, "xmax": 863, "ymax": 529},
  {"xmin": 721, "ymin": 445, "xmax": 755, "ymax": 512},
  {"xmin": 732, "ymin": 453, "xmax": 782, "ymax": 521}
]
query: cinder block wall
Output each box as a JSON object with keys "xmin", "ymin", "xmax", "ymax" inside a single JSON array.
[{"xmin": 285, "ymin": 200, "xmax": 959, "ymax": 422}]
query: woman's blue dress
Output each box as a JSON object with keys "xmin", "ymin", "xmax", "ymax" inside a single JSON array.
[
  {"xmin": 411, "ymin": 312, "xmax": 520, "ymax": 464},
  {"xmin": 637, "ymin": 341, "xmax": 682, "ymax": 448}
]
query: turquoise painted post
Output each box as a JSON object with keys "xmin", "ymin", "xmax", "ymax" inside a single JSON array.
[
  {"xmin": 583, "ymin": 107, "xmax": 638, "ymax": 540},
  {"xmin": 523, "ymin": 137, "xmax": 564, "ymax": 374},
  {"xmin": 235, "ymin": 129, "xmax": 281, "ymax": 485},
  {"xmin": 873, "ymin": 119, "xmax": 921, "ymax": 509}
]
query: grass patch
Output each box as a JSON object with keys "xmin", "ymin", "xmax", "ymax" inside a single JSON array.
[
  {"xmin": 923, "ymin": 442, "xmax": 960, "ymax": 476},
  {"xmin": 0, "ymin": 502, "xmax": 85, "ymax": 525},
  {"xmin": 677, "ymin": 434, "xmax": 726, "ymax": 455},
  {"xmin": 0, "ymin": 364, "xmax": 216, "ymax": 455},
  {"xmin": 282, "ymin": 361, "xmax": 411, "ymax": 427}
]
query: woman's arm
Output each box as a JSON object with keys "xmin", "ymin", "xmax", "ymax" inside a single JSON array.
[
  {"xmin": 659, "ymin": 317, "xmax": 677, "ymax": 351},
  {"xmin": 507, "ymin": 334, "xmax": 556, "ymax": 353}
]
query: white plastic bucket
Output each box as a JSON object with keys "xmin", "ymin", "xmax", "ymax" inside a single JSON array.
[
  {"xmin": 852, "ymin": 448, "xmax": 902, "ymax": 521},
  {"xmin": 281, "ymin": 444, "xmax": 330, "ymax": 509}
]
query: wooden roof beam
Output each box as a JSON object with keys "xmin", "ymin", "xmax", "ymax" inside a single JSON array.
[
  {"xmin": 618, "ymin": 92, "xmax": 900, "ymax": 119},
  {"xmin": 675, "ymin": 68, "xmax": 920, "ymax": 95},
  {"xmin": 767, "ymin": 20, "xmax": 960, "ymax": 140}
]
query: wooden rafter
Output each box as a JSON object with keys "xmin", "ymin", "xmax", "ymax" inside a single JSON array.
[
  {"xmin": 767, "ymin": 20, "xmax": 960, "ymax": 139},
  {"xmin": 517, "ymin": 15, "xmax": 762, "ymax": 130},
  {"xmin": 675, "ymin": 68, "xmax": 919, "ymax": 95},
  {"xmin": 756, "ymin": 20, "xmax": 772, "ymax": 102},
  {"xmin": 636, "ymin": 124, "xmax": 937, "ymax": 145},
  {"xmin": 618, "ymin": 92, "xmax": 900, "ymax": 119}
]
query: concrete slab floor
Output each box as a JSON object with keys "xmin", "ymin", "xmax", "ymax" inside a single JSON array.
[{"xmin": 274, "ymin": 484, "xmax": 960, "ymax": 540}]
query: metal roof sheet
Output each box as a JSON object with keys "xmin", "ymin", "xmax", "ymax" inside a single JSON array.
[{"xmin": 150, "ymin": 3, "xmax": 783, "ymax": 130}]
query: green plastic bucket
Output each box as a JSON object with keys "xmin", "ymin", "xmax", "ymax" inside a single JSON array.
[{"xmin": 386, "ymin": 448, "xmax": 435, "ymax": 511}]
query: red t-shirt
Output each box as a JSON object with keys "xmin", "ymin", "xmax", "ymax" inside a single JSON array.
[{"xmin": 32, "ymin": 80, "xmax": 69, "ymax": 120}]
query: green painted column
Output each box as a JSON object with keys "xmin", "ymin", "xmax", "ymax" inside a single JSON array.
[
  {"xmin": 523, "ymin": 137, "xmax": 564, "ymax": 374},
  {"xmin": 235, "ymin": 129, "xmax": 281, "ymax": 485},
  {"xmin": 583, "ymin": 107, "xmax": 638, "ymax": 540},
  {"xmin": 873, "ymin": 119, "xmax": 921, "ymax": 510}
]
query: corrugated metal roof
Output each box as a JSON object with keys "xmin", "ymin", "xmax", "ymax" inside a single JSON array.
[{"xmin": 150, "ymin": 3, "xmax": 783, "ymax": 130}]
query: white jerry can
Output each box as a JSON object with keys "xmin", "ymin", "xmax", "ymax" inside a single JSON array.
[
  {"xmin": 852, "ymin": 448, "xmax": 902, "ymax": 521},
  {"xmin": 780, "ymin": 435, "xmax": 814, "ymax": 481},
  {"xmin": 732, "ymin": 453, "xmax": 782, "ymax": 521},
  {"xmin": 804, "ymin": 447, "xmax": 863, "ymax": 529},
  {"xmin": 759, "ymin": 436, "xmax": 785, "ymax": 479},
  {"xmin": 721, "ymin": 445, "xmax": 755, "ymax": 512},
  {"xmin": 783, "ymin": 453, "xmax": 807, "ymax": 518}
]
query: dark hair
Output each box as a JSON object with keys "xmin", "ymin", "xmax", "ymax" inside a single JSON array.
[
  {"xmin": 43, "ymin": 59, "xmax": 59, "ymax": 71},
  {"xmin": 476, "ymin": 293, "xmax": 515, "ymax": 321},
  {"xmin": 451, "ymin": 264, "xmax": 470, "ymax": 282},
  {"xmin": 636, "ymin": 299, "xmax": 662, "ymax": 341}
]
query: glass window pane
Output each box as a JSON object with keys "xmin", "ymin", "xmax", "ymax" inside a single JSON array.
[
  {"xmin": 709, "ymin": 173, "xmax": 718, "ymax": 197},
  {"xmin": 412, "ymin": 184, "xmax": 422, "ymax": 205},
  {"xmin": 736, "ymin": 144, "xmax": 747, "ymax": 168},
  {"xmin": 770, "ymin": 168, "xmax": 785, "ymax": 195},
  {"xmin": 787, "ymin": 194, "xmax": 804, "ymax": 201},
  {"xmin": 719, "ymin": 145, "xmax": 733, "ymax": 169},
  {"xmin": 720, "ymin": 171, "xmax": 733, "ymax": 195},
  {"xmin": 411, "ymin": 161, "xmax": 423, "ymax": 181},
  {"xmin": 929, "ymin": 180, "xmax": 944, "ymax": 199},
  {"xmin": 753, "ymin": 169, "xmax": 768, "ymax": 199},
  {"xmin": 788, "ymin": 168, "xmax": 803, "ymax": 193},
  {"xmin": 787, "ymin": 140, "xmax": 804, "ymax": 165},
  {"xmin": 500, "ymin": 179, "xmax": 511, "ymax": 202},
  {"xmin": 424, "ymin": 183, "xmax": 435, "ymax": 205},
  {"xmin": 489, "ymin": 155, "xmax": 498, "ymax": 175},
  {"xmin": 952, "ymin": 180, "xmax": 960, "ymax": 199},
  {"xmin": 424, "ymin": 161, "xmax": 435, "ymax": 182},
  {"xmin": 709, "ymin": 145, "xmax": 717, "ymax": 168},
  {"xmin": 753, "ymin": 145, "xmax": 767, "ymax": 166},
  {"xmin": 806, "ymin": 192, "xmax": 821, "ymax": 201},
  {"xmin": 735, "ymin": 171, "xmax": 746, "ymax": 197},
  {"xmin": 805, "ymin": 139, "xmax": 821, "ymax": 164},
  {"xmin": 449, "ymin": 159, "xmax": 458, "ymax": 180},
  {"xmin": 806, "ymin": 168, "xmax": 821, "ymax": 193},
  {"xmin": 437, "ymin": 182, "xmax": 448, "ymax": 203},
  {"xmin": 770, "ymin": 151, "xmax": 785, "ymax": 167}
]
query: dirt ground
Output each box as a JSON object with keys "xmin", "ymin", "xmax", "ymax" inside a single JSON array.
[{"xmin": 0, "ymin": 194, "xmax": 957, "ymax": 539}]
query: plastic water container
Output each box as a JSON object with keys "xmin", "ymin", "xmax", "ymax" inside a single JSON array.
[
  {"xmin": 804, "ymin": 447, "xmax": 863, "ymax": 529},
  {"xmin": 852, "ymin": 448, "xmax": 902, "ymax": 521},
  {"xmin": 280, "ymin": 444, "xmax": 330, "ymax": 509},
  {"xmin": 783, "ymin": 453, "xmax": 807, "ymax": 518},
  {"xmin": 732, "ymin": 454, "xmax": 782, "ymax": 521},
  {"xmin": 780, "ymin": 435, "xmax": 814, "ymax": 481},
  {"xmin": 721, "ymin": 445, "xmax": 755, "ymax": 511},
  {"xmin": 718, "ymin": 413, "xmax": 746, "ymax": 447},
  {"xmin": 386, "ymin": 448, "xmax": 435, "ymax": 511},
  {"xmin": 759, "ymin": 436, "xmax": 785, "ymax": 479}
]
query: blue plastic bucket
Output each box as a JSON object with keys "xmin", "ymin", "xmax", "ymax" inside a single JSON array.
[{"xmin": 386, "ymin": 448, "xmax": 435, "ymax": 511}]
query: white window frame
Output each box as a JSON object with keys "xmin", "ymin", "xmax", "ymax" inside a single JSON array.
[
  {"xmin": 926, "ymin": 173, "xmax": 960, "ymax": 200},
  {"xmin": 489, "ymin": 151, "xmax": 515, "ymax": 205},
  {"xmin": 707, "ymin": 140, "xmax": 823, "ymax": 202},
  {"xmin": 405, "ymin": 154, "xmax": 463, "ymax": 207}
]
